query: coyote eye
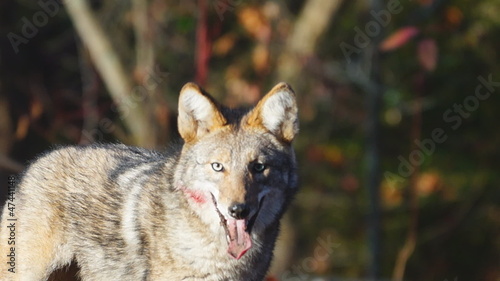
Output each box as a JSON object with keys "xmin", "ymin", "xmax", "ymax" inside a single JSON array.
[
  {"xmin": 211, "ymin": 162, "xmax": 224, "ymax": 172},
  {"xmin": 252, "ymin": 163, "xmax": 266, "ymax": 173}
]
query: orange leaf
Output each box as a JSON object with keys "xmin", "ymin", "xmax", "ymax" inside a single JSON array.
[
  {"xmin": 252, "ymin": 44, "xmax": 269, "ymax": 72},
  {"xmin": 417, "ymin": 38, "xmax": 438, "ymax": 71},
  {"xmin": 30, "ymin": 97, "xmax": 44, "ymax": 119},
  {"xmin": 238, "ymin": 6, "xmax": 271, "ymax": 42},
  {"xmin": 213, "ymin": 34, "xmax": 236, "ymax": 56},
  {"xmin": 416, "ymin": 172, "xmax": 442, "ymax": 197},
  {"xmin": 445, "ymin": 6, "xmax": 463, "ymax": 28},
  {"xmin": 379, "ymin": 26, "xmax": 419, "ymax": 52},
  {"xmin": 15, "ymin": 115, "xmax": 30, "ymax": 140}
]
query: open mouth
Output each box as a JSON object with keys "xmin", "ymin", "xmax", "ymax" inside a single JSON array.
[{"xmin": 210, "ymin": 194, "xmax": 260, "ymax": 260}]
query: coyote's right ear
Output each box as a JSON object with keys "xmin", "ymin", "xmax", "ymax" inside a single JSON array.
[{"xmin": 178, "ymin": 83, "xmax": 226, "ymax": 143}]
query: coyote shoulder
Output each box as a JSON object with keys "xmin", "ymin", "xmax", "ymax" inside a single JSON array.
[{"xmin": 0, "ymin": 82, "xmax": 299, "ymax": 281}]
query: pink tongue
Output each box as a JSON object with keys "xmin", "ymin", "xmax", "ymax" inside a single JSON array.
[{"xmin": 227, "ymin": 219, "xmax": 252, "ymax": 259}]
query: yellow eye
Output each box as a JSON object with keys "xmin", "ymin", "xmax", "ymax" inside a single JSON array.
[
  {"xmin": 211, "ymin": 162, "xmax": 224, "ymax": 172},
  {"xmin": 253, "ymin": 163, "xmax": 266, "ymax": 173}
]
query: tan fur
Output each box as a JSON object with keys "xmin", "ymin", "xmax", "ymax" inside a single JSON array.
[
  {"xmin": 0, "ymin": 82, "xmax": 299, "ymax": 281},
  {"xmin": 178, "ymin": 82, "xmax": 227, "ymax": 143},
  {"xmin": 244, "ymin": 82, "xmax": 299, "ymax": 143}
]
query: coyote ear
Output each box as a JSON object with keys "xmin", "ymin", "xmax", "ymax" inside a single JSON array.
[
  {"xmin": 178, "ymin": 82, "xmax": 226, "ymax": 143},
  {"xmin": 245, "ymin": 82, "xmax": 299, "ymax": 143}
]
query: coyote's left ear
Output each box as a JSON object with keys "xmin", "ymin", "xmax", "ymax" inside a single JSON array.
[{"xmin": 245, "ymin": 82, "xmax": 299, "ymax": 143}]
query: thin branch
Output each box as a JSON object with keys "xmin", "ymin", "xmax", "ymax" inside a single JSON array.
[
  {"xmin": 277, "ymin": 0, "xmax": 344, "ymax": 82},
  {"xmin": 64, "ymin": 0, "xmax": 154, "ymax": 147},
  {"xmin": 392, "ymin": 73, "xmax": 424, "ymax": 281},
  {"xmin": 132, "ymin": 0, "xmax": 171, "ymax": 146},
  {"xmin": 132, "ymin": 0, "xmax": 155, "ymax": 76}
]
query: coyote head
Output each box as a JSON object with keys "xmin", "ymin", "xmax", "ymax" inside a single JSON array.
[{"xmin": 173, "ymin": 82, "xmax": 299, "ymax": 260}]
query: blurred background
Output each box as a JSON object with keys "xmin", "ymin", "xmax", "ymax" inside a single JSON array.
[{"xmin": 0, "ymin": 0, "xmax": 499, "ymax": 280}]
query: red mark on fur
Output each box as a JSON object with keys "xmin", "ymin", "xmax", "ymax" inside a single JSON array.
[{"xmin": 184, "ymin": 189, "xmax": 207, "ymax": 204}]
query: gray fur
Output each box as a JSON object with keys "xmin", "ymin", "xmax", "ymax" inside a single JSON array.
[{"xmin": 0, "ymin": 82, "xmax": 299, "ymax": 281}]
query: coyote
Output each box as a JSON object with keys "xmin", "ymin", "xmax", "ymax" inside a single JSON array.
[{"xmin": 0, "ymin": 82, "xmax": 299, "ymax": 281}]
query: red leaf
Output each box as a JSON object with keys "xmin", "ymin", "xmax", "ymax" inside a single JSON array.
[
  {"xmin": 379, "ymin": 26, "xmax": 419, "ymax": 52},
  {"xmin": 418, "ymin": 38, "xmax": 438, "ymax": 71}
]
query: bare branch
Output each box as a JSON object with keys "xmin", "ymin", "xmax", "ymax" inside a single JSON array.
[
  {"xmin": 278, "ymin": 0, "xmax": 344, "ymax": 82},
  {"xmin": 64, "ymin": 0, "xmax": 155, "ymax": 147},
  {"xmin": 131, "ymin": 0, "xmax": 171, "ymax": 146},
  {"xmin": 132, "ymin": 0, "xmax": 155, "ymax": 76}
]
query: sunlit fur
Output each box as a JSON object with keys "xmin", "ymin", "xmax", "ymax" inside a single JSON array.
[{"xmin": 0, "ymin": 82, "xmax": 299, "ymax": 281}]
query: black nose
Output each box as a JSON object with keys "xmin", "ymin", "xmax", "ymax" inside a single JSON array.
[{"xmin": 228, "ymin": 203, "xmax": 250, "ymax": 220}]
